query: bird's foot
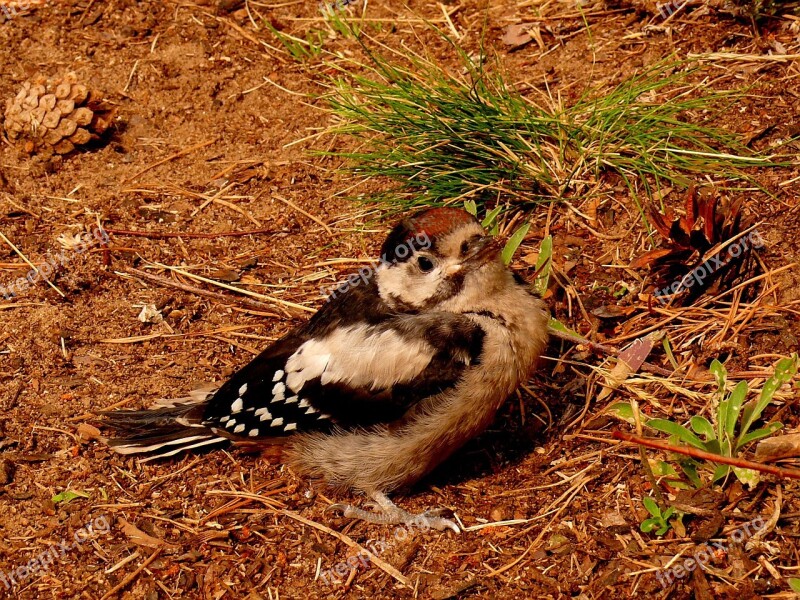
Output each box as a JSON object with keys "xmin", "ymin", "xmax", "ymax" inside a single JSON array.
[{"xmin": 327, "ymin": 491, "xmax": 460, "ymax": 533}]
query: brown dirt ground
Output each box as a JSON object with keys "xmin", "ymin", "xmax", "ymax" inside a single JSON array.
[{"xmin": 1, "ymin": 1, "xmax": 799, "ymax": 599}]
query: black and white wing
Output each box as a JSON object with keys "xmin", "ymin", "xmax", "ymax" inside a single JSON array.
[{"xmin": 201, "ymin": 311, "xmax": 486, "ymax": 438}]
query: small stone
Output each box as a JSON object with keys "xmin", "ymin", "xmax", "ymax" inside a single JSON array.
[{"xmin": 490, "ymin": 507, "xmax": 506, "ymax": 522}]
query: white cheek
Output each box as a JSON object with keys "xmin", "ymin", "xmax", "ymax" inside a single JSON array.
[{"xmin": 377, "ymin": 264, "xmax": 443, "ymax": 307}]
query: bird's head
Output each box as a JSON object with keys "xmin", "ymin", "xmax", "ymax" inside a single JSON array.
[{"xmin": 376, "ymin": 207, "xmax": 507, "ymax": 310}]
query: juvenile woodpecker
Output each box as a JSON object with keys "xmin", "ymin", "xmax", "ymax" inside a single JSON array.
[{"xmin": 103, "ymin": 207, "xmax": 549, "ymax": 532}]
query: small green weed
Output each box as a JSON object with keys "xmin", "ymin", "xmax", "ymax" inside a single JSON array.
[
  {"xmin": 647, "ymin": 354, "xmax": 798, "ymax": 488},
  {"xmin": 640, "ymin": 496, "xmax": 680, "ymax": 536}
]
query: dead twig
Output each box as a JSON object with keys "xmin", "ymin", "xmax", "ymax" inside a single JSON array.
[
  {"xmin": 281, "ymin": 509, "xmax": 412, "ymax": 588},
  {"xmin": 105, "ymin": 227, "xmax": 276, "ymax": 239},
  {"xmin": 148, "ymin": 261, "xmax": 315, "ymax": 313},
  {"xmin": 122, "ymin": 139, "xmax": 217, "ymax": 184},
  {"xmin": 99, "ymin": 546, "xmax": 164, "ymax": 600},
  {"xmin": 0, "ymin": 232, "xmax": 66, "ymax": 298},
  {"xmin": 273, "ymin": 194, "xmax": 332, "ymax": 235},
  {"xmin": 121, "ymin": 267, "xmax": 285, "ymax": 315}
]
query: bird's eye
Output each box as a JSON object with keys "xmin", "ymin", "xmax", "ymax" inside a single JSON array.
[
  {"xmin": 460, "ymin": 241, "xmax": 470, "ymax": 256},
  {"xmin": 417, "ymin": 256, "xmax": 435, "ymax": 272}
]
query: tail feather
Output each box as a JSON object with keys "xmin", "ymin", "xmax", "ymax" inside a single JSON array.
[
  {"xmin": 137, "ymin": 436, "xmax": 228, "ymax": 461},
  {"xmin": 102, "ymin": 405, "xmax": 201, "ymax": 433},
  {"xmin": 110, "ymin": 431, "xmax": 215, "ymax": 454},
  {"xmin": 103, "ymin": 394, "xmax": 229, "ymax": 460}
]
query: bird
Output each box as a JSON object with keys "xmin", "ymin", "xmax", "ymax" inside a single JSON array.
[{"xmin": 102, "ymin": 207, "xmax": 550, "ymax": 532}]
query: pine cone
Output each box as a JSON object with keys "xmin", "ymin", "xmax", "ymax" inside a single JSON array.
[
  {"xmin": 2, "ymin": 73, "xmax": 116, "ymax": 157},
  {"xmin": 631, "ymin": 186, "xmax": 762, "ymax": 305}
]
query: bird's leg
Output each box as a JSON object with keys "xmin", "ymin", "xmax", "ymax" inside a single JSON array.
[{"xmin": 328, "ymin": 491, "xmax": 460, "ymax": 533}]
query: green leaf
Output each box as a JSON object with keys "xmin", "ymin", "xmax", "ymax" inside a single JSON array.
[
  {"xmin": 662, "ymin": 507, "xmax": 675, "ymax": 520},
  {"xmin": 607, "ymin": 401, "xmax": 638, "ymax": 424},
  {"xmin": 737, "ymin": 422, "xmax": 783, "ymax": 449},
  {"xmin": 709, "ymin": 359, "xmax": 729, "ymax": 442},
  {"xmin": 666, "ymin": 479, "xmax": 693, "ymax": 490},
  {"xmin": 704, "ymin": 438, "xmax": 722, "ymax": 455},
  {"xmin": 662, "ymin": 337, "xmax": 679, "ymax": 371},
  {"xmin": 719, "ymin": 437, "xmax": 732, "ymax": 458},
  {"xmin": 732, "ymin": 466, "xmax": 760, "ymax": 489},
  {"xmin": 652, "ymin": 461, "xmax": 692, "ymax": 489},
  {"xmin": 642, "ymin": 495, "xmax": 661, "ymax": 517},
  {"xmin": 709, "ymin": 359, "xmax": 727, "ymax": 393},
  {"xmin": 481, "ymin": 206, "xmax": 503, "ymax": 229},
  {"xmin": 726, "ymin": 380, "xmax": 749, "ymax": 439},
  {"xmin": 652, "ymin": 461, "xmax": 677, "ymax": 477},
  {"xmin": 52, "ymin": 490, "xmax": 90, "ymax": 505},
  {"xmin": 739, "ymin": 354, "xmax": 798, "ymax": 442},
  {"xmin": 690, "ymin": 416, "xmax": 716, "ymax": 441},
  {"xmin": 717, "ymin": 398, "xmax": 730, "ymax": 443},
  {"xmin": 547, "ymin": 317, "xmax": 580, "ymax": 337},
  {"xmin": 679, "ymin": 459, "xmax": 703, "ymax": 488},
  {"xmin": 463, "ymin": 200, "xmax": 478, "ymax": 216},
  {"xmin": 739, "ymin": 399, "xmax": 758, "ymax": 440},
  {"xmin": 647, "ymin": 418, "xmax": 707, "ymax": 450},
  {"xmin": 533, "ymin": 235, "xmax": 553, "ymax": 296},
  {"xmin": 640, "ymin": 517, "xmax": 661, "ymax": 533},
  {"xmin": 712, "ymin": 464, "xmax": 730, "ymax": 483},
  {"xmin": 501, "ymin": 222, "xmax": 531, "ymax": 266},
  {"xmin": 788, "ymin": 578, "xmax": 800, "ymax": 593}
]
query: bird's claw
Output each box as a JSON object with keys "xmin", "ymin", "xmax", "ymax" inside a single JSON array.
[
  {"xmin": 419, "ymin": 507, "xmax": 454, "ymax": 519},
  {"xmin": 325, "ymin": 503, "xmax": 351, "ymax": 516},
  {"xmin": 325, "ymin": 492, "xmax": 460, "ymax": 533},
  {"xmin": 416, "ymin": 509, "xmax": 460, "ymax": 533}
]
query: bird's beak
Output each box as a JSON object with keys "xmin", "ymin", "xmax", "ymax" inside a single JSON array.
[{"xmin": 464, "ymin": 236, "xmax": 501, "ymax": 267}]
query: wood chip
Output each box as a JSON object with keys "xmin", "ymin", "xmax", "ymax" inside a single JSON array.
[
  {"xmin": 76, "ymin": 422, "xmax": 102, "ymax": 442},
  {"xmin": 755, "ymin": 433, "xmax": 800, "ymax": 462},
  {"xmin": 119, "ymin": 517, "xmax": 176, "ymax": 549}
]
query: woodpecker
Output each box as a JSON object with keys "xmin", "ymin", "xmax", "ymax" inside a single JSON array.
[{"xmin": 103, "ymin": 207, "xmax": 549, "ymax": 532}]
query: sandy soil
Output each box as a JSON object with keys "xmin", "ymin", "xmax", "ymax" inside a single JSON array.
[{"xmin": 1, "ymin": 1, "xmax": 799, "ymax": 599}]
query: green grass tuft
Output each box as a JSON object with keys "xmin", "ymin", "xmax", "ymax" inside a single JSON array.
[{"xmin": 322, "ymin": 34, "xmax": 785, "ymax": 212}]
